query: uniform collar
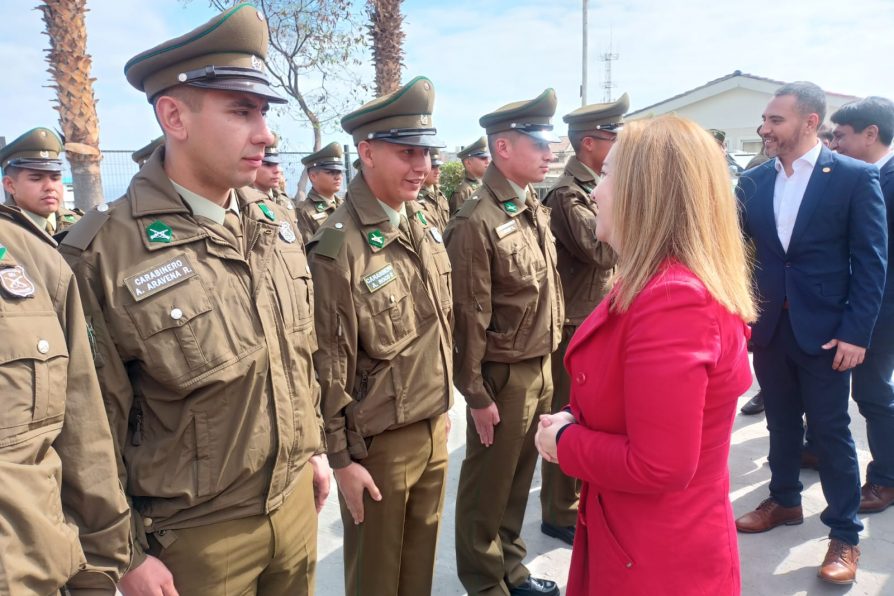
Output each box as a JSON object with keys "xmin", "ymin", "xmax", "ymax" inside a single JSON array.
[
  {"xmin": 565, "ymin": 156, "xmax": 598, "ymax": 183},
  {"xmin": 376, "ymin": 198, "xmax": 406, "ymax": 229},
  {"xmin": 20, "ymin": 208, "xmax": 55, "ymax": 233},
  {"xmin": 170, "ymin": 179, "xmax": 239, "ymax": 225},
  {"xmin": 483, "ymin": 163, "xmax": 532, "ymax": 216},
  {"xmin": 0, "ymin": 204, "xmax": 56, "ymax": 247},
  {"xmin": 308, "ymin": 187, "xmax": 336, "ymax": 208}
]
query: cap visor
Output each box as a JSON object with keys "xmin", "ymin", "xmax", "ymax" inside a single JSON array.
[
  {"xmin": 379, "ymin": 134, "xmax": 446, "ymax": 149},
  {"xmin": 7, "ymin": 160, "xmax": 64, "ymax": 172},
  {"xmin": 431, "ymin": 160, "xmax": 444, "ymax": 167},
  {"xmin": 519, "ymin": 129, "xmax": 561, "ymax": 143},
  {"xmin": 188, "ymin": 79, "xmax": 287, "ymax": 104},
  {"xmin": 469, "ymin": 151, "xmax": 491, "ymax": 158},
  {"xmin": 309, "ymin": 163, "xmax": 345, "ymax": 172},
  {"xmin": 262, "ymin": 155, "xmax": 281, "ymax": 164}
]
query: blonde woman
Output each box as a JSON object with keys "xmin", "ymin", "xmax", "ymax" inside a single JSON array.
[{"xmin": 535, "ymin": 115, "xmax": 756, "ymax": 595}]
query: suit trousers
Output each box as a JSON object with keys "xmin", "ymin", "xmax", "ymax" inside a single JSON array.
[
  {"xmin": 148, "ymin": 462, "xmax": 317, "ymax": 595},
  {"xmin": 339, "ymin": 415, "xmax": 448, "ymax": 596},
  {"xmin": 456, "ymin": 356, "xmax": 553, "ymax": 596},
  {"xmin": 753, "ymin": 311, "xmax": 863, "ymax": 545},
  {"xmin": 540, "ymin": 326, "xmax": 581, "ymax": 527}
]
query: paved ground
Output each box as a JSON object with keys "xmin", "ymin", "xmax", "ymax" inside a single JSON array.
[{"xmin": 316, "ymin": 364, "xmax": 894, "ymax": 595}]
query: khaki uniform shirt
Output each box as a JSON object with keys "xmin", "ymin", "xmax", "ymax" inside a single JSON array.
[
  {"xmin": 296, "ymin": 188, "xmax": 342, "ymax": 245},
  {"xmin": 444, "ymin": 164, "xmax": 564, "ymax": 408},
  {"xmin": 417, "ymin": 184, "xmax": 450, "ymax": 232},
  {"xmin": 0, "ymin": 206, "xmax": 130, "ymax": 595},
  {"xmin": 59, "ymin": 149, "xmax": 324, "ymax": 566},
  {"xmin": 268, "ymin": 187, "xmax": 294, "ymax": 210},
  {"xmin": 448, "ymin": 173, "xmax": 480, "ymax": 215},
  {"xmin": 308, "ymin": 174, "xmax": 453, "ymax": 469},
  {"xmin": 542, "ymin": 156, "xmax": 616, "ymax": 326}
]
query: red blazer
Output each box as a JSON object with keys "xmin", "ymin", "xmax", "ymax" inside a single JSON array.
[{"xmin": 557, "ymin": 261, "xmax": 752, "ymax": 595}]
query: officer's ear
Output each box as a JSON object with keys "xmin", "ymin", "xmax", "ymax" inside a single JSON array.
[
  {"xmin": 2, "ymin": 173, "xmax": 17, "ymax": 197},
  {"xmin": 154, "ymin": 88, "xmax": 202, "ymax": 142},
  {"xmin": 357, "ymin": 141, "xmax": 374, "ymax": 170}
]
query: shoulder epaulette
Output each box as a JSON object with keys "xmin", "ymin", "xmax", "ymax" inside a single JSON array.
[
  {"xmin": 309, "ymin": 227, "xmax": 345, "ymax": 259},
  {"xmin": 60, "ymin": 206, "xmax": 111, "ymax": 251},
  {"xmin": 455, "ymin": 197, "xmax": 481, "ymax": 219}
]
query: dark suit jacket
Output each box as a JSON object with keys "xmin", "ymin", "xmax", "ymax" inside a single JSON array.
[{"xmin": 737, "ymin": 146, "xmax": 887, "ymax": 354}]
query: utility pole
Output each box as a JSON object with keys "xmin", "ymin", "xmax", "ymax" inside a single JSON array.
[
  {"xmin": 581, "ymin": 0, "xmax": 588, "ymax": 106},
  {"xmin": 601, "ymin": 31, "xmax": 619, "ymax": 103}
]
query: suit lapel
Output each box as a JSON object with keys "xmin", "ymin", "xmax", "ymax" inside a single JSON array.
[
  {"xmin": 748, "ymin": 163, "xmax": 785, "ymax": 257},
  {"xmin": 788, "ymin": 146, "xmax": 834, "ymax": 252}
]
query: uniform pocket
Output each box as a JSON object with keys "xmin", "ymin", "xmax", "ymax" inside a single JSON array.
[
  {"xmin": 430, "ymin": 243, "xmax": 453, "ymax": 315},
  {"xmin": 279, "ymin": 247, "xmax": 316, "ymax": 333},
  {"xmin": 0, "ymin": 313, "xmax": 68, "ymax": 441},
  {"xmin": 356, "ymin": 274, "xmax": 418, "ymax": 360}
]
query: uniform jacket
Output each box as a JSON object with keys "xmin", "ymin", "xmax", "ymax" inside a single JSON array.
[
  {"xmin": 444, "ymin": 164, "xmax": 563, "ymax": 408},
  {"xmin": 308, "ymin": 174, "xmax": 453, "ymax": 469},
  {"xmin": 558, "ymin": 262, "xmax": 752, "ymax": 595},
  {"xmin": 59, "ymin": 148, "xmax": 323, "ymax": 566},
  {"xmin": 417, "ymin": 184, "xmax": 449, "ymax": 231},
  {"xmin": 296, "ymin": 188, "xmax": 341, "ymax": 245},
  {"xmin": 737, "ymin": 147, "xmax": 887, "ymax": 352},
  {"xmin": 0, "ymin": 206, "xmax": 130, "ymax": 595},
  {"xmin": 543, "ymin": 156, "xmax": 616, "ymax": 326},
  {"xmin": 448, "ymin": 173, "xmax": 480, "ymax": 215}
]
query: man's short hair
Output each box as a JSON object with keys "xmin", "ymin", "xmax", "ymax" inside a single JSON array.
[
  {"xmin": 1, "ymin": 165, "xmax": 22, "ymax": 179},
  {"xmin": 775, "ymin": 81, "xmax": 826, "ymax": 124},
  {"xmin": 831, "ymin": 96, "xmax": 894, "ymax": 146}
]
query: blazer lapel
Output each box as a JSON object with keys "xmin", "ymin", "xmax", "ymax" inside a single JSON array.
[
  {"xmin": 789, "ymin": 146, "xmax": 834, "ymax": 252},
  {"xmin": 753, "ymin": 166, "xmax": 785, "ymax": 257}
]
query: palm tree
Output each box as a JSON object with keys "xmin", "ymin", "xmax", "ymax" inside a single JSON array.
[
  {"xmin": 38, "ymin": 0, "xmax": 104, "ymax": 210},
  {"xmin": 367, "ymin": 0, "xmax": 404, "ymax": 95}
]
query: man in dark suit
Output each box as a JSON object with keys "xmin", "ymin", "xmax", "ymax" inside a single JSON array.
[
  {"xmin": 735, "ymin": 82, "xmax": 887, "ymax": 585},
  {"xmin": 830, "ymin": 96, "xmax": 894, "ymax": 514}
]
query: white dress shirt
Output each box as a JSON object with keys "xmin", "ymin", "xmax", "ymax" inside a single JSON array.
[
  {"xmin": 773, "ymin": 141, "xmax": 823, "ymax": 252},
  {"xmin": 875, "ymin": 150, "xmax": 894, "ymax": 170}
]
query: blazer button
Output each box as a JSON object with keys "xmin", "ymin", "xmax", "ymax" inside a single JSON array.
[
  {"xmin": 576, "ymin": 372, "xmax": 587, "ymax": 384},
  {"xmin": 785, "ymin": 262, "xmax": 791, "ymax": 268}
]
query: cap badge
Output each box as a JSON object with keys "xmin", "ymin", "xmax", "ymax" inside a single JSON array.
[
  {"xmin": 39, "ymin": 150, "xmax": 50, "ymax": 158},
  {"xmin": 279, "ymin": 221, "xmax": 297, "ymax": 244},
  {"xmin": 502, "ymin": 200, "xmax": 518, "ymax": 214},
  {"xmin": 416, "ymin": 211, "xmax": 427, "ymax": 226},
  {"xmin": 367, "ymin": 229, "xmax": 385, "ymax": 249},
  {"xmin": 420, "ymin": 115, "xmax": 430, "ymax": 125},
  {"xmin": 0, "ymin": 265, "xmax": 36, "ymax": 298},
  {"xmin": 146, "ymin": 220, "xmax": 173, "ymax": 243},
  {"xmin": 259, "ymin": 203, "xmax": 276, "ymax": 221},
  {"xmin": 251, "ymin": 55, "xmax": 265, "ymax": 72}
]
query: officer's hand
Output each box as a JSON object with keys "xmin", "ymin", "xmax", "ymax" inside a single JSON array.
[
  {"xmin": 822, "ymin": 339, "xmax": 867, "ymax": 371},
  {"xmin": 333, "ymin": 463, "xmax": 381, "ymax": 525},
  {"xmin": 310, "ymin": 454, "xmax": 331, "ymax": 514},
  {"xmin": 536, "ymin": 413, "xmax": 574, "ymax": 464},
  {"xmin": 470, "ymin": 403, "xmax": 501, "ymax": 447},
  {"xmin": 117, "ymin": 555, "xmax": 179, "ymax": 596}
]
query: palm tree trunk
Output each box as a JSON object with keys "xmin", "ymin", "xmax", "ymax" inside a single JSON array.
[
  {"xmin": 367, "ymin": 0, "xmax": 405, "ymax": 96},
  {"xmin": 38, "ymin": 0, "xmax": 104, "ymax": 210}
]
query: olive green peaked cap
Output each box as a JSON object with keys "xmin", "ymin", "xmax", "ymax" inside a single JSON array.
[
  {"xmin": 341, "ymin": 76, "xmax": 445, "ymax": 148},
  {"xmin": 131, "ymin": 136, "xmax": 164, "ymax": 165},
  {"xmin": 124, "ymin": 3, "xmax": 285, "ymax": 104},
  {"xmin": 563, "ymin": 93, "xmax": 630, "ymax": 133},
  {"xmin": 0, "ymin": 127, "xmax": 64, "ymax": 172},
  {"xmin": 263, "ymin": 131, "xmax": 281, "ymax": 164},
  {"xmin": 479, "ymin": 88, "xmax": 560, "ymax": 143},
  {"xmin": 302, "ymin": 142, "xmax": 345, "ymax": 171},
  {"xmin": 430, "ymin": 148, "xmax": 444, "ymax": 167},
  {"xmin": 457, "ymin": 136, "xmax": 489, "ymax": 159}
]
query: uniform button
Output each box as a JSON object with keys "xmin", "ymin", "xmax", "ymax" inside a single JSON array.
[
  {"xmin": 785, "ymin": 262, "xmax": 791, "ymax": 268},
  {"xmin": 389, "ymin": 294, "xmax": 396, "ymax": 304},
  {"xmin": 576, "ymin": 372, "xmax": 587, "ymax": 384},
  {"xmin": 96, "ymin": 203, "xmax": 109, "ymax": 212},
  {"xmin": 170, "ymin": 308, "xmax": 183, "ymax": 320},
  {"xmin": 287, "ymin": 203, "xmax": 294, "ymax": 210},
  {"xmin": 37, "ymin": 339, "xmax": 50, "ymax": 354},
  {"xmin": 143, "ymin": 517, "xmax": 153, "ymax": 528},
  {"xmin": 335, "ymin": 222, "xmax": 344, "ymax": 229}
]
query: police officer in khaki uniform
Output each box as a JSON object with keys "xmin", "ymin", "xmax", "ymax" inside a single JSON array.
[
  {"xmin": 133, "ymin": 136, "xmax": 165, "ymax": 168},
  {"xmin": 449, "ymin": 135, "xmax": 490, "ymax": 214},
  {"xmin": 59, "ymin": 5, "xmax": 329, "ymax": 594},
  {"xmin": 417, "ymin": 147, "xmax": 450, "ymax": 230},
  {"xmin": 538, "ymin": 95, "xmax": 625, "ymax": 545},
  {"xmin": 296, "ymin": 141, "xmax": 344, "ymax": 242},
  {"xmin": 446, "ymin": 89, "xmax": 564, "ymax": 596},
  {"xmin": 308, "ymin": 76, "xmax": 454, "ymax": 596},
  {"xmin": 0, "ymin": 205, "xmax": 131, "ymax": 595},
  {"xmin": 255, "ymin": 131, "xmax": 295, "ymax": 211},
  {"xmin": 1, "ymin": 127, "xmax": 81, "ymax": 235}
]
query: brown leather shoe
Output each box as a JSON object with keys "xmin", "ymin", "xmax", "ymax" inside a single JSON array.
[
  {"xmin": 818, "ymin": 538, "xmax": 859, "ymax": 584},
  {"xmin": 735, "ymin": 498, "xmax": 803, "ymax": 533},
  {"xmin": 859, "ymin": 482, "xmax": 894, "ymax": 513}
]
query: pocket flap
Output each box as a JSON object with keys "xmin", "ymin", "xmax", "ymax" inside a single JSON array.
[
  {"xmin": 0, "ymin": 314, "xmax": 68, "ymax": 365},
  {"xmin": 125, "ymin": 279, "xmax": 213, "ymax": 339}
]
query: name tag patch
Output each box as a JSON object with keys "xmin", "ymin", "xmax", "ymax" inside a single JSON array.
[
  {"xmin": 363, "ymin": 264, "xmax": 397, "ymax": 293},
  {"xmin": 312, "ymin": 211, "xmax": 328, "ymax": 221},
  {"xmin": 125, "ymin": 254, "xmax": 197, "ymax": 302},
  {"xmin": 495, "ymin": 220, "xmax": 518, "ymax": 239}
]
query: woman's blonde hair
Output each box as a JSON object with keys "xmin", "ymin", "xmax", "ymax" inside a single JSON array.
[{"xmin": 609, "ymin": 115, "xmax": 756, "ymax": 322}]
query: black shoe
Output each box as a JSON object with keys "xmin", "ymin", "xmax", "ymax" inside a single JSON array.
[
  {"xmin": 740, "ymin": 392, "xmax": 765, "ymax": 415},
  {"xmin": 541, "ymin": 521, "xmax": 575, "ymax": 546},
  {"xmin": 510, "ymin": 576, "xmax": 560, "ymax": 596}
]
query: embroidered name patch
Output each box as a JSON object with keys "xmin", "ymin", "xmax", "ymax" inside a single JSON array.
[
  {"xmin": 363, "ymin": 264, "xmax": 396, "ymax": 293},
  {"xmin": 124, "ymin": 254, "xmax": 197, "ymax": 302},
  {"xmin": 495, "ymin": 220, "xmax": 518, "ymax": 239},
  {"xmin": 312, "ymin": 211, "xmax": 328, "ymax": 221}
]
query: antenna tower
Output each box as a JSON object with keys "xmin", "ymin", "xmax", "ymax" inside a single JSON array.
[{"xmin": 601, "ymin": 33, "xmax": 618, "ymax": 103}]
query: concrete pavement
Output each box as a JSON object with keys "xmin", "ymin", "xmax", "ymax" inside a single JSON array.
[{"xmin": 315, "ymin": 372, "xmax": 894, "ymax": 595}]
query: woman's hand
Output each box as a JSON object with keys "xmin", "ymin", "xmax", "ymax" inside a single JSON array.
[{"xmin": 536, "ymin": 411, "xmax": 576, "ymax": 464}]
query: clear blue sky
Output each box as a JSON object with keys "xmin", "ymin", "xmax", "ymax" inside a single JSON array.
[{"xmin": 2, "ymin": 0, "xmax": 893, "ymax": 154}]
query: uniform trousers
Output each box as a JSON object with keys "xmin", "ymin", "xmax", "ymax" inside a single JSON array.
[
  {"xmin": 753, "ymin": 311, "xmax": 863, "ymax": 545},
  {"xmin": 339, "ymin": 415, "xmax": 448, "ymax": 596},
  {"xmin": 456, "ymin": 355, "xmax": 553, "ymax": 596},
  {"xmin": 541, "ymin": 326, "xmax": 581, "ymax": 527},
  {"xmin": 148, "ymin": 462, "xmax": 317, "ymax": 595}
]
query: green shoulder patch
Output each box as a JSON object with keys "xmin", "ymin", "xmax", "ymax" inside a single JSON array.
[
  {"xmin": 309, "ymin": 227, "xmax": 345, "ymax": 259},
  {"xmin": 60, "ymin": 207, "xmax": 111, "ymax": 251},
  {"xmin": 455, "ymin": 197, "xmax": 481, "ymax": 219}
]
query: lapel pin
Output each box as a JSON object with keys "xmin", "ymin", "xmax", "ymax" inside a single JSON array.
[{"xmin": 822, "ymin": 167, "xmax": 831, "ymax": 173}]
